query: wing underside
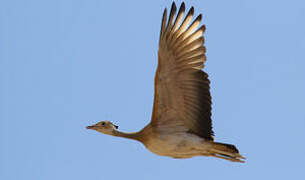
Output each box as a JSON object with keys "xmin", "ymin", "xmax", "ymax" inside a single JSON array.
[{"xmin": 151, "ymin": 2, "xmax": 214, "ymax": 140}]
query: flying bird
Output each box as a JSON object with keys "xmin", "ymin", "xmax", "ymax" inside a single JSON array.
[{"xmin": 87, "ymin": 2, "xmax": 245, "ymax": 162}]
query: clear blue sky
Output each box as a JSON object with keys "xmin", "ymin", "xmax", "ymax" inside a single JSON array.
[{"xmin": 1, "ymin": 0, "xmax": 305, "ymax": 179}]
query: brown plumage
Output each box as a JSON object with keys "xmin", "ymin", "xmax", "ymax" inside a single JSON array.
[{"xmin": 87, "ymin": 2, "xmax": 245, "ymax": 163}]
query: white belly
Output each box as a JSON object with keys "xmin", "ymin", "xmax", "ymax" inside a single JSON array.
[{"xmin": 144, "ymin": 132, "xmax": 211, "ymax": 158}]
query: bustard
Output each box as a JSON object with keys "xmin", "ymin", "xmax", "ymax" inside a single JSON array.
[{"xmin": 87, "ymin": 2, "xmax": 245, "ymax": 163}]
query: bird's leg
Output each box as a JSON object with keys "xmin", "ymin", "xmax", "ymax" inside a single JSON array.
[
  {"xmin": 209, "ymin": 148, "xmax": 245, "ymax": 159},
  {"xmin": 208, "ymin": 154, "xmax": 245, "ymax": 163}
]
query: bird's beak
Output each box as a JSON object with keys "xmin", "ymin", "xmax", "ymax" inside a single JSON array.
[{"xmin": 86, "ymin": 125, "xmax": 96, "ymax": 130}]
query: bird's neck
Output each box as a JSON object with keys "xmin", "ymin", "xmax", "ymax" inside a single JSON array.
[{"xmin": 111, "ymin": 129, "xmax": 142, "ymax": 141}]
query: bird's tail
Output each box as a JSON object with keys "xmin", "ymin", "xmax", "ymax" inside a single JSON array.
[{"xmin": 209, "ymin": 142, "xmax": 246, "ymax": 163}]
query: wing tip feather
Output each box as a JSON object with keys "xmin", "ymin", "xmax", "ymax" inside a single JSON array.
[{"xmin": 171, "ymin": 2, "xmax": 177, "ymax": 12}]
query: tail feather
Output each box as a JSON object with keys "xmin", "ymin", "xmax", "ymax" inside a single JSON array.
[
  {"xmin": 210, "ymin": 142, "xmax": 245, "ymax": 163},
  {"xmin": 213, "ymin": 142, "xmax": 239, "ymax": 154}
]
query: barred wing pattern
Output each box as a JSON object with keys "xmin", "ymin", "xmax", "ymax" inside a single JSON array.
[{"xmin": 151, "ymin": 2, "xmax": 214, "ymax": 140}]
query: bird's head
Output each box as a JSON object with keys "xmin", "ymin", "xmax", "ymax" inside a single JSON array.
[{"xmin": 86, "ymin": 121, "xmax": 119, "ymax": 135}]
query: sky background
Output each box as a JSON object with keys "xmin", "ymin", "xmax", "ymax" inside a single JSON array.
[{"xmin": 1, "ymin": 0, "xmax": 305, "ymax": 179}]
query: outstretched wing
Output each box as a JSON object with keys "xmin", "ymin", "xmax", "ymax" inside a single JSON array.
[{"xmin": 150, "ymin": 2, "xmax": 214, "ymax": 140}]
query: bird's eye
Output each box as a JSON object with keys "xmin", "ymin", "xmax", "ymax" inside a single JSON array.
[{"xmin": 101, "ymin": 122, "xmax": 105, "ymax": 126}]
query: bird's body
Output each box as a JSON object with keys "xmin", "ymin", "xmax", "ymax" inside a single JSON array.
[
  {"xmin": 143, "ymin": 130, "xmax": 212, "ymax": 159},
  {"xmin": 87, "ymin": 2, "xmax": 245, "ymax": 163}
]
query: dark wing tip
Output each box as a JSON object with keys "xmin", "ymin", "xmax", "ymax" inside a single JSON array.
[
  {"xmin": 159, "ymin": 7, "xmax": 168, "ymax": 40},
  {"xmin": 163, "ymin": 8, "xmax": 168, "ymax": 18},
  {"xmin": 181, "ymin": 2, "xmax": 185, "ymax": 9},
  {"xmin": 199, "ymin": 24, "xmax": 206, "ymax": 32},
  {"xmin": 178, "ymin": 2, "xmax": 185, "ymax": 15},
  {"xmin": 168, "ymin": 2, "xmax": 177, "ymax": 26},
  {"xmin": 162, "ymin": 8, "xmax": 168, "ymax": 26},
  {"xmin": 189, "ymin": 6, "xmax": 194, "ymax": 15},
  {"xmin": 182, "ymin": 6, "xmax": 194, "ymax": 21},
  {"xmin": 171, "ymin": 2, "xmax": 177, "ymax": 12},
  {"xmin": 197, "ymin": 14, "xmax": 202, "ymax": 21}
]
